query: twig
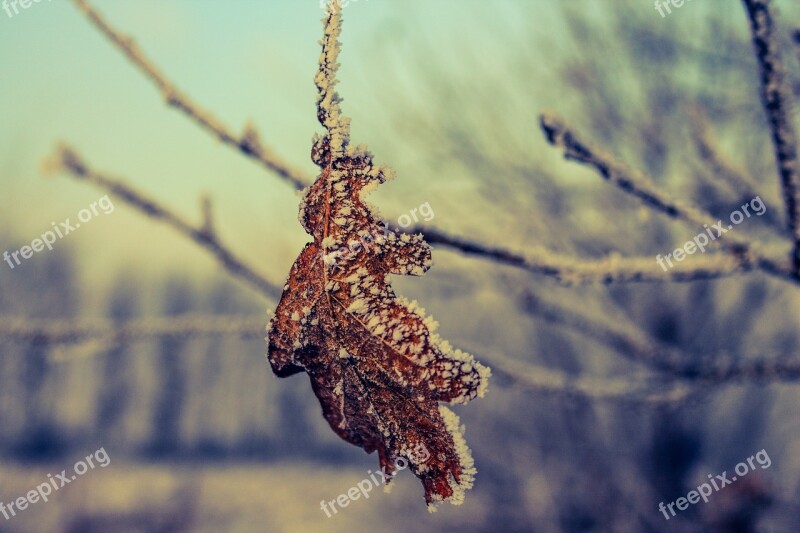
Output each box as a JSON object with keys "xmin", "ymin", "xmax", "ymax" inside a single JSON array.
[
  {"xmin": 463, "ymin": 341, "xmax": 699, "ymax": 405},
  {"xmin": 689, "ymin": 108, "xmax": 787, "ymax": 235},
  {"xmin": 0, "ymin": 315, "xmax": 268, "ymax": 346},
  {"xmin": 743, "ymin": 0, "xmax": 800, "ymax": 276},
  {"xmin": 3, "ymin": 314, "xmax": 799, "ymax": 396},
  {"xmin": 46, "ymin": 144, "xmax": 283, "ymax": 300},
  {"xmin": 71, "ymin": 0, "xmax": 310, "ymax": 191},
  {"xmin": 689, "ymin": 108, "xmax": 768, "ymax": 203},
  {"xmin": 538, "ymin": 112, "xmax": 797, "ymax": 284},
  {"xmin": 518, "ymin": 291, "xmax": 800, "ymax": 383},
  {"xmin": 0, "ymin": 315, "xmax": 695, "ymax": 403},
  {"xmin": 541, "ymin": 112, "xmax": 749, "ymax": 249},
  {"xmin": 422, "ymin": 226, "xmax": 762, "ymax": 284},
  {"xmin": 519, "ymin": 291, "xmax": 692, "ymax": 375}
]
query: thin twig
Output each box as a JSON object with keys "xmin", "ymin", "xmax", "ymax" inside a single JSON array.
[
  {"xmin": 540, "ymin": 112, "xmax": 749, "ymax": 250},
  {"xmin": 3, "ymin": 314, "xmax": 799, "ymax": 396},
  {"xmin": 743, "ymin": 0, "xmax": 800, "ymax": 276},
  {"xmin": 463, "ymin": 341, "xmax": 699, "ymax": 405},
  {"xmin": 0, "ymin": 315, "xmax": 697, "ymax": 404},
  {"xmin": 539, "ymin": 112, "xmax": 795, "ymax": 284},
  {"xmin": 421, "ymin": 226, "xmax": 765, "ymax": 284},
  {"xmin": 518, "ymin": 291, "xmax": 800, "ymax": 383},
  {"xmin": 71, "ymin": 0, "xmax": 310, "ymax": 191},
  {"xmin": 519, "ymin": 291, "xmax": 692, "ymax": 375},
  {"xmin": 689, "ymin": 108, "xmax": 768, "ymax": 203},
  {"xmin": 0, "ymin": 315, "xmax": 268, "ymax": 346},
  {"xmin": 689, "ymin": 109, "xmax": 787, "ymax": 235},
  {"xmin": 46, "ymin": 144, "xmax": 283, "ymax": 300}
]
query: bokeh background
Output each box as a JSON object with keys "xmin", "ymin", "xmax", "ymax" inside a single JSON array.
[{"xmin": 2, "ymin": 0, "xmax": 800, "ymax": 531}]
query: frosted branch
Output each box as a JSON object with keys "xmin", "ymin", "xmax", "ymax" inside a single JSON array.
[
  {"xmin": 742, "ymin": 0, "xmax": 800, "ymax": 276},
  {"xmin": 45, "ymin": 144, "xmax": 283, "ymax": 300},
  {"xmin": 71, "ymin": 0, "xmax": 310, "ymax": 190},
  {"xmin": 0, "ymin": 315, "xmax": 268, "ymax": 346},
  {"xmin": 421, "ymin": 226, "xmax": 756, "ymax": 285}
]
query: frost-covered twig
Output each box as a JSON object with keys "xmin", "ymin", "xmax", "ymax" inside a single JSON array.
[
  {"xmin": 742, "ymin": 0, "xmax": 800, "ymax": 276},
  {"xmin": 71, "ymin": 0, "xmax": 660, "ymax": 287},
  {"xmin": 467, "ymin": 343, "xmax": 699, "ymax": 405},
  {"xmin": 689, "ymin": 109, "xmax": 767, "ymax": 203},
  {"xmin": 422, "ymin": 226, "xmax": 756, "ymax": 284},
  {"xmin": 541, "ymin": 112, "xmax": 752, "ymax": 251},
  {"xmin": 0, "ymin": 315, "xmax": 268, "ymax": 346},
  {"xmin": 519, "ymin": 291, "xmax": 692, "ymax": 375},
  {"xmin": 538, "ymin": 112, "xmax": 800, "ymax": 284},
  {"xmin": 519, "ymin": 291, "xmax": 800, "ymax": 382},
  {"xmin": 45, "ymin": 144, "xmax": 283, "ymax": 300},
  {"xmin": 3, "ymin": 313, "xmax": 799, "ymax": 394},
  {"xmin": 71, "ymin": 0, "xmax": 309, "ymax": 190}
]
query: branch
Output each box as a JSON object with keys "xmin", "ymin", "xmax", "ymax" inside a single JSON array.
[
  {"xmin": 519, "ymin": 291, "xmax": 800, "ymax": 383},
  {"xmin": 421, "ymin": 226, "xmax": 758, "ymax": 285},
  {"xmin": 71, "ymin": 0, "xmax": 310, "ymax": 191},
  {"xmin": 539, "ymin": 112, "xmax": 797, "ymax": 284},
  {"xmin": 0, "ymin": 314, "xmax": 696, "ymax": 404},
  {"xmin": 519, "ymin": 291, "xmax": 692, "ymax": 375},
  {"xmin": 0, "ymin": 315, "xmax": 267, "ymax": 346},
  {"xmin": 689, "ymin": 108, "xmax": 787, "ymax": 234},
  {"xmin": 743, "ymin": 0, "xmax": 800, "ymax": 276},
  {"xmin": 540, "ymin": 113, "xmax": 750, "ymax": 250},
  {"xmin": 465, "ymin": 342, "xmax": 699, "ymax": 405},
  {"xmin": 3, "ymin": 314, "xmax": 798, "ymax": 397},
  {"xmin": 45, "ymin": 144, "xmax": 283, "ymax": 300},
  {"xmin": 62, "ymin": 0, "xmax": 562, "ymax": 285},
  {"xmin": 689, "ymin": 108, "xmax": 768, "ymax": 203}
]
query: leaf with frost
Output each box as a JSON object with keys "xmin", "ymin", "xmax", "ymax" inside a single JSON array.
[{"xmin": 267, "ymin": 0, "xmax": 490, "ymax": 508}]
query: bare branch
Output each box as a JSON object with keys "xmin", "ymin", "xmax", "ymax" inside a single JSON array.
[
  {"xmin": 0, "ymin": 315, "xmax": 696, "ymax": 404},
  {"xmin": 3, "ymin": 313, "xmax": 799, "ymax": 399},
  {"xmin": 519, "ymin": 291, "xmax": 692, "ymax": 375},
  {"xmin": 71, "ymin": 0, "xmax": 310, "ymax": 191},
  {"xmin": 538, "ymin": 112, "xmax": 800, "ymax": 284},
  {"xmin": 743, "ymin": 0, "xmax": 800, "ymax": 275},
  {"xmin": 422, "ymin": 226, "xmax": 758, "ymax": 285},
  {"xmin": 689, "ymin": 108, "xmax": 768, "ymax": 203},
  {"xmin": 541, "ymin": 112, "xmax": 751, "ymax": 251},
  {"xmin": 46, "ymin": 144, "xmax": 283, "ymax": 300},
  {"xmin": 0, "ymin": 315, "xmax": 268, "ymax": 346},
  {"xmin": 465, "ymin": 342, "xmax": 699, "ymax": 405},
  {"xmin": 519, "ymin": 291, "xmax": 800, "ymax": 383}
]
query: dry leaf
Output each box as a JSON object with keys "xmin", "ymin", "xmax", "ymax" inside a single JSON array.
[{"xmin": 267, "ymin": 1, "xmax": 490, "ymax": 509}]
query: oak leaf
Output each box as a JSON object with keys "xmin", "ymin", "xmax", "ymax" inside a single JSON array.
[{"xmin": 267, "ymin": 1, "xmax": 490, "ymax": 508}]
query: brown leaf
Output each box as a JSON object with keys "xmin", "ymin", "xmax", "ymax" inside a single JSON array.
[{"xmin": 266, "ymin": 1, "xmax": 490, "ymax": 509}]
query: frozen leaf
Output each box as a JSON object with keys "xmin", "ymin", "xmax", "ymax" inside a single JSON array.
[{"xmin": 267, "ymin": 0, "xmax": 490, "ymax": 508}]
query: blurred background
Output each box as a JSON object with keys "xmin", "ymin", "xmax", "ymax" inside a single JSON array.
[{"xmin": 1, "ymin": 0, "xmax": 800, "ymax": 531}]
